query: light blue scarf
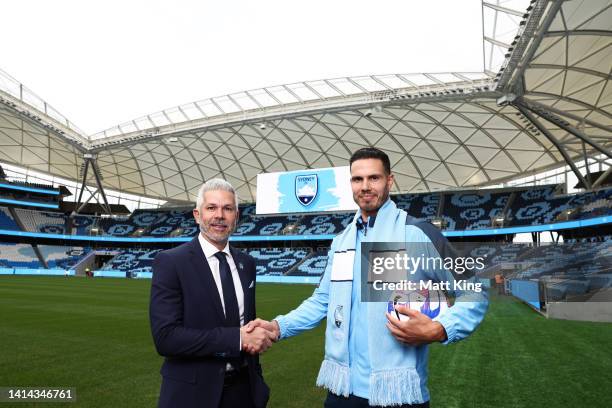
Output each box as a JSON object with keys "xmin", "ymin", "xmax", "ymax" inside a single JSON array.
[{"xmin": 316, "ymin": 200, "xmax": 426, "ymax": 406}]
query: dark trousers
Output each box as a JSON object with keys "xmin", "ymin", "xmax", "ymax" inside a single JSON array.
[
  {"xmin": 219, "ymin": 369, "xmax": 255, "ymax": 408},
  {"xmin": 324, "ymin": 392, "xmax": 429, "ymax": 408}
]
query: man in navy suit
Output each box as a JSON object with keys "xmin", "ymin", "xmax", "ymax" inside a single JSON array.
[{"xmin": 150, "ymin": 178, "xmax": 274, "ymax": 408}]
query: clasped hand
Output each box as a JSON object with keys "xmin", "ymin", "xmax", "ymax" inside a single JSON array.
[
  {"xmin": 386, "ymin": 304, "xmax": 447, "ymax": 346},
  {"xmin": 240, "ymin": 319, "xmax": 280, "ymax": 355}
]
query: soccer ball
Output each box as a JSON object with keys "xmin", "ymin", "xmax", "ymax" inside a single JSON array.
[{"xmin": 387, "ymin": 289, "xmax": 449, "ymax": 321}]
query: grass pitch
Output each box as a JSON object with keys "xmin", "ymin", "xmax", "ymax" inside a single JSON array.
[{"xmin": 0, "ymin": 276, "xmax": 611, "ymax": 407}]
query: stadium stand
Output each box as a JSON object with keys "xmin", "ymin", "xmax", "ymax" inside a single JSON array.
[
  {"xmin": 38, "ymin": 246, "xmax": 90, "ymax": 269},
  {"xmin": 247, "ymin": 247, "xmax": 311, "ymax": 276},
  {"xmin": 0, "ymin": 243, "xmax": 42, "ymax": 268},
  {"xmin": 1, "ymin": 186, "xmax": 606, "ymax": 240},
  {"xmin": 99, "ymin": 248, "xmax": 162, "ymax": 274},
  {"xmin": 238, "ymin": 204, "xmax": 256, "ymax": 220},
  {"xmin": 297, "ymin": 213, "xmax": 353, "ymax": 235},
  {"xmin": 0, "ymin": 207, "xmax": 21, "ymax": 231},
  {"xmin": 14, "ymin": 208, "xmax": 66, "ymax": 234},
  {"xmin": 73, "ymin": 215, "xmax": 96, "ymax": 235},
  {"xmin": 573, "ymin": 189, "xmax": 611, "ymax": 220},
  {"xmin": 445, "ymin": 191, "xmax": 510, "ymax": 230},
  {"xmin": 234, "ymin": 215, "xmax": 302, "ymax": 236},
  {"xmin": 288, "ymin": 248, "xmax": 329, "ymax": 277},
  {"xmin": 393, "ymin": 193, "xmax": 440, "ymax": 221},
  {"xmin": 514, "ymin": 241, "xmax": 610, "ymax": 280},
  {"xmin": 144, "ymin": 208, "xmax": 198, "ymax": 237},
  {"xmin": 98, "ymin": 216, "xmax": 137, "ymax": 236}
]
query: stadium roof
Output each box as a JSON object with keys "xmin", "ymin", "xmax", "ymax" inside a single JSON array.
[{"xmin": 0, "ymin": 0, "xmax": 610, "ymax": 205}]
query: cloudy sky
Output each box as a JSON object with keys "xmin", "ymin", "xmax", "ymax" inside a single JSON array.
[{"xmin": 3, "ymin": 0, "xmax": 483, "ymax": 135}]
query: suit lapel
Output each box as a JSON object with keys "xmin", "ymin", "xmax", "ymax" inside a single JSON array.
[
  {"xmin": 230, "ymin": 246, "xmax": 253, "ymax": 321},
  {"xmin": 188, "ymin": 237, "xmax": 226, "ymax": 323}
]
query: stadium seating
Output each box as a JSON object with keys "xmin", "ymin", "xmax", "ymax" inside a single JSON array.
[
  {"xmin": 238, "ymin": 204, "xmax": 256, "ymax": 222},
  {"xmin": 393, "ymin": 192, "xmax": 440, "ymax": 221},
  {"xmin": 247, "ymin": 247, "xmax": 311, "ymax": 276},
  {"xmin": 444, "ymin": 191, "xmax": 510, "ymax": 230},
  {"xmin": 507, "ymin": 186, "xmax": 573, "ymax": 226},
  {"xmin": 0, "ymin": 243, "xmax": 42, "ymax": 268},
  {"xmin": 574, "ymin": 188, "xmax": 611, "ymax": 219},
  {"xmin": 14, "ymin": 208, "xmax": 66, "ymax": 234},
  {"xmin": 235, "ymin": 215, "xmax": 302, "ymax": 236},
  {"xmin": 98, "ymin": 216, "xmax": 137, "ymax": 236},
  {"xmin": 38, "ymin": 245, "xmax": 90, "ymax": 269},
  {"xmin": 144, "ymin": 208, "xmax": 198, "ymax": 237},
  {"xmin": 297, "ymin": 213, "xmax": 353, "ymax": 235},
  {"xmin": 0, "ymin": 185, "xmax": 609, "ymax": 243},
  {"xmin": 72, "ymin": 215, "xmax": 96, "ymax": 235},
  {"xmin": 0, "ymin": 206, "xmax": 21, "ymax": 231},
  {"xmin": 97, "ymin": 208, "xmax": 198, "ymax": 237},
  {"xmin": 516, "ymin": 241, "xmax": 610, "ymax": 280},
  {"xmin": 99, "ymin": 248, "xmax": 162, "ymax": 274},
  {"xmin": 467, "ymin": 243, "xmax": 533, "ymax": 265},
  {"xmin": 288, "ymin": 248, "xmax": 328, "ymax": 276}
]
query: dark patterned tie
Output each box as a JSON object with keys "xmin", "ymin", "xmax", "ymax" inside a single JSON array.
[{"xmin": 214, "ymin": 252, "xmax": 240, "ymax": 327}]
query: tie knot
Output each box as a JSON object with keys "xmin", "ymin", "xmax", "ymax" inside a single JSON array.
[{"xmin": 214, "ymin": 251, "xmax": 227, "ymax": 263}]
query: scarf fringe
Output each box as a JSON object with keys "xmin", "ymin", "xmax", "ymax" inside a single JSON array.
[
  {"xmin": 369, "ymin": 368, "xmax": 423, "ymax": 406},
  {"xmin": 315, "ymin": 359, "xmax": 350, "ymax": 397}
]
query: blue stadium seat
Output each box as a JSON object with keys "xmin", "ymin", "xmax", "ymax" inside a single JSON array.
[
  {"xmin": 444, "ymin": 191, "xmax": 510, "ymax": 230},
  {"xmin": 38, "ymin": 246, "xmax": 90, "ymax": 269},
  {"xmin": 73, "ymin": 215, "xmax": 95, "ymax": 235},
  {"xmin": 235, "ymin": 215, "xmax": 301, "ymax": 236},
  {"xmin": 392, "ymin": 193, "xmax": 439, "ymax": 221},
  {"xmin": 247, "ymin": 247, "xmax": 310, "ymax": 276},
  {"xmin": 0, "ymin": 207, "xmax": 21, "ymax": 231},
  {"xmin": 0, "ymin": 243, "xmax": 42, "ymax": 268},
  {"xmin": 507, "ymin": 186, "xmax": 572, "ymax": 226},
  {"xmin": 15, "ymin": 208, "xmax": 66, "ymax": 234},
  {"xmin": 298, "ymin": 213, "xmax": 353, "ymax": 235},
  {"xmin": 100, "ymin": 248, "xmax": 162, "ymax": 273},
  {"xmin": 289, "ymin": 249, "xmax": 328, "ymax": 276}
]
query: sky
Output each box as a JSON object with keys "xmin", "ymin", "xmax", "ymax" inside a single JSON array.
[{"xmin": 2, "ymin": 0, "xmax": 484, "ymax": 136}]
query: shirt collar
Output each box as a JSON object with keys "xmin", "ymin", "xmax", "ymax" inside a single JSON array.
[
  {"xmin": 198, "ymin": 233, "xmax": 230, "ymax": 259},
  {"xmin": 355, "ymin": 198, "xmax": 392, "ymax": 229}
]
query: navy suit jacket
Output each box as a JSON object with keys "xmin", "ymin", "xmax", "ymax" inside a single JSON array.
[{"xmin": 149, "ymin": 237, "xmax": 269, "ymax": 408}]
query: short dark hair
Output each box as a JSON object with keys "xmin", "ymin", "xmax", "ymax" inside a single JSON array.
[{"xmin": 349, "ymin": 147, "xmax": 391, "ymax": 175}]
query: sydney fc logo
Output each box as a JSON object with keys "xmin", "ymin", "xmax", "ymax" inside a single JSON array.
[{"xmin": 295, "ymin": 174, "xmax": 318, "ymax": 206}]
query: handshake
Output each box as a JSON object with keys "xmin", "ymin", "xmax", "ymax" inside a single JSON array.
[{"xmin": 239, "ymin": 319, "xmax": 280, "ymax": 355}]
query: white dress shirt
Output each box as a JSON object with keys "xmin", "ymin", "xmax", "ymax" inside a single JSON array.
[{"xmin": 197, "ymin": 234, "xmax": 245, "ymax": 356}]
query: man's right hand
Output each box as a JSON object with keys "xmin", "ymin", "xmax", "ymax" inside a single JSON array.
[
  {"xmin": 240, "ymin": 326, "xmax": 276, "ymax": 354},
  {"xmin": 244, "ymin": 318, "xmax": 280, "ymax": 341}
]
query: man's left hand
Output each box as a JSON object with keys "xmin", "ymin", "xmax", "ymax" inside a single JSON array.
[{"xmin": 385, "ymin": 304, "xmax": 447, "ymax": 346}]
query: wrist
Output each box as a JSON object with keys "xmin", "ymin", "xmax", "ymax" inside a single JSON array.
[
  {"xmin": 430, "ymin": 322, "xmax": 447, "ymax": 342},
  {"xmin": 271, "ymin": 320, "xmax": 281, "ymax": 341}
]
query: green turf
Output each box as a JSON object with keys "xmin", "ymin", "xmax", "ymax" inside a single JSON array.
[{"xmin": 0, "ymin": 276, "xmax": 611, "ymax": 407}]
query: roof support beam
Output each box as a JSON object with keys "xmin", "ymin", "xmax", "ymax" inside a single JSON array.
[
  {"xmin": 544, "ymin": 29, "xmax": 612, "ymax": 37},
  {"xmin": 483, "ymin": 2, "xmax": 525, "ymax": 18},
  {"xmin": 74, "ymin": 158, "xmax": 90, "ymax": 211},
  {"xmin": 517, "ymin": 98, "xmax": 612, "ymax": 159},
  {"xmin": 500, "ymin": 0, "xmax": 563, "ymax": 91},
  {"xmin": 484, "ymin": 36, "xmax": 511, "ymax": 49},
  {"xmin": 592, "ymin": 166, "xmax": 612, "ymax": 189},
  {"xmin": 90, "ymin": 158, "xmax": 112, "ymax": 215},
  {"xmin": 75, "ymin": 188, "xmax": 98, "ymax": 214},
  {"xmin": 527, "ymin": 64, "xmax": 610, "ymax": 80},
  {"xmin": 521, "ymin": 97, "xmax": 612, "ymax": 133},
  {"xmin": 72, "ymin": 155, "xmax": 112, "ymax": 216},
  {"xmin": 514, "ymin": 103, "xmax": 591, "ymax": 189}
]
